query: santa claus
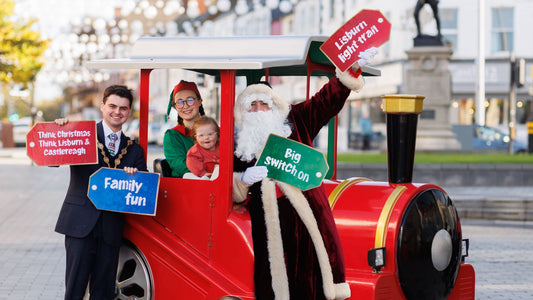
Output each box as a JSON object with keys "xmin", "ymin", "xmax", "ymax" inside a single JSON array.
[{"xmin": 233, "ymin": 47, "xmax": 377, "ymax": 300}]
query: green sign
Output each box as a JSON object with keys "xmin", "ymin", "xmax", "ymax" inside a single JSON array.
[{"xmin": 256, "ymin": 134, "xmax": 329, "ymax": 191}]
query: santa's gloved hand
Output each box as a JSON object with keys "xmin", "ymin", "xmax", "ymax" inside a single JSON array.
[
  {"xmin": 240, "ymin": 166, "xmax": 268, "ymax": 187},
  {"xmin": 357, "ymin": 47, "xmax": 378, "ymax": 68}
]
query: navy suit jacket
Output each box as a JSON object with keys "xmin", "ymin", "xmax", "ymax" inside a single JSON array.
[{"xmin": 55, "ymin": 121, "xmax": 147, "ymax": 247}]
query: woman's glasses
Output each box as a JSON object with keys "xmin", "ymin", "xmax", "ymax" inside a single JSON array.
[{"xmin": 175, "ymin": 97, "xmax": 197, "ymax": 108}]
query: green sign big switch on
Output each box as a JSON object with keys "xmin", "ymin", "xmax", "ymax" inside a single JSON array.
[{"xmin": 256, "ymin": 134, "xmax": 329, "ymax": 191}]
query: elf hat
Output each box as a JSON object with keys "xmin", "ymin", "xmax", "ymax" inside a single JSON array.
[{"xmin": 166, "ymin": 80, "xmax": 202, "ymax": 116}]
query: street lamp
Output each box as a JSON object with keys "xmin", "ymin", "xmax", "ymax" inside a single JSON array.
[
  {"xmin": 217, "ymin": 0, "xmax": 231, "ymax": 12},
  {"xmin": 235, "ymin": 0, "xmax": 249, "ymax": 15},
  {"xmin": 279, "ymin": 0, "xmax": 293, "ymax": 13}
]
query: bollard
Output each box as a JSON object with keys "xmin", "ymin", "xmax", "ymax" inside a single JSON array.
[{"xmin": 382, "ymin": 95, "xmax": 425, "ymax": 183}]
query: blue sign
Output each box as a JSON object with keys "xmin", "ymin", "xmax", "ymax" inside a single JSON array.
[{"xmin": 88, "ymin": 167, "xmax": 160, "ymax": 216}]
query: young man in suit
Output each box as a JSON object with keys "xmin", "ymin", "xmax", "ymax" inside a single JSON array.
[{"xmin": 54, "ymin": 85, "xmax": 148, "ymax": 299}]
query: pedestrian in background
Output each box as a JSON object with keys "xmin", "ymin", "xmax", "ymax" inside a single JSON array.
[{"xmin": 360, "ymin": 106, "xmax": 373, "ymax": 151}]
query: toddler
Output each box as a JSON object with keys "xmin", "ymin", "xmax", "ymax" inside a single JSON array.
[{"xmin": 185, "ymin": 116, "xmax": 220, "ymax": 179}]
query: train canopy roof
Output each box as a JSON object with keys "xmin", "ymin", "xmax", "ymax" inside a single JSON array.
[{"xmin": 86, "ymin": 35, "xmax": 380, "ymax": 77}]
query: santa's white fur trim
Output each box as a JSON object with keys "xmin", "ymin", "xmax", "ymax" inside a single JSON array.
[
  {"xmin": 277, "ymin": 181, "xmax": 337, "ymax": 300},
  {"xmin": 259, "ymin": 179, "xmax": 350, "ymax": 300},
  {"xmin": 239, "ymin": 92, "xmax": 274, "ymax": 110},
  {"xmin": 235, "ymin": 83, "xmax": 290, "ymax": 130},
  {"xmin": 335, "ymin": 68, "xmax": 365, "ymax": 92},
  {"xmin": 334, "ymin": 282, "xmax": 351, "ymax": 299},
  {"xmin": 262, "ymin": 179, "xmax": 290, "ymax": 299}
]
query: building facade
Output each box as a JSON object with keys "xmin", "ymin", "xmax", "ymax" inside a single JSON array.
[
  {"xmin": 126, "ymin": 0, "xmax": 533, "ymax": 151},
  {"xmin": 172, "ymin": 0, "xmax": 531, "ymax": 150}
]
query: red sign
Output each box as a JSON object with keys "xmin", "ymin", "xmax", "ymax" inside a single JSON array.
[
  {"xmin": 26, "ymin": 121, "xmax": 98, "ymax": 166},
  {"xmin": 320, "ymin": 9, "xmax": 391, "ymax": 72}
]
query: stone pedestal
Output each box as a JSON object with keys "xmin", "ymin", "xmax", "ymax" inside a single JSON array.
[{"xmin": 404, "ymin": 46, "xmax": 461, "ymax": 151}]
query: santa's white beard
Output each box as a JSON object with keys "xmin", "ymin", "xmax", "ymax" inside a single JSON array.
[{"xmin": 235, "ymin": 110, "xmax": 292, "ymax": 162}]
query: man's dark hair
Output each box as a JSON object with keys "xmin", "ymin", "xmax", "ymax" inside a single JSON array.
[{"xmin": 103, "ymin": 85, "xmax": 134, "ymax": 107}]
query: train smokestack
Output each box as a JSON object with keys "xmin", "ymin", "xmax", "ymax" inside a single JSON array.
[{"xmin": 382, "ymin": 95, "xmax": 425, "ymax": 184}]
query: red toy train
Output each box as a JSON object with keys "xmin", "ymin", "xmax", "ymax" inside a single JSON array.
[{"xmin": 87, "ymin": 36, "xmax": 475, "ymax": 299}]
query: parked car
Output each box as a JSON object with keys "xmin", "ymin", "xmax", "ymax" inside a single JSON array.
[
  {"xmin": 156, "ymin": 121, "xmax": 173, "ymax": 146},
  {"xmin": 13, "ymin": 117, "xmax": 32, "ymax": 147},
  {"xmin": 348, "ymin": 131, "xmax": 386, "ymax": 151},
  {"xmin": 453, "ymin": 124, "xmax": 527, "ymax": 153},
  {"xmin": 125, "ymin": 119, "xmax": 161, "ymax": 144}
]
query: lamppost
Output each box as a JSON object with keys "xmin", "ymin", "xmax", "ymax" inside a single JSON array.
[{"xmin": 180, "ymin": 0, "xmax": 301, "ymax": 36}]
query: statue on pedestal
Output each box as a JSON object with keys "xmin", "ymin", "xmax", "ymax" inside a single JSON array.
[{"xmin": 413, "ymin": 0, "xmax": 445, "ymax": 46}]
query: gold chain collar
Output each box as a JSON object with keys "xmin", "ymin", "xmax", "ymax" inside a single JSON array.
[{"xmin": 97, "ymin": 139, "xmax": 133, "ymax": 168}]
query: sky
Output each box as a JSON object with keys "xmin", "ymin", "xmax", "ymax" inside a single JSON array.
[
  {"xmin": 14, "ymin": 0, "xmax": 121, "ymax": 38},
  {"xmin": 13, "ymin": 0, "xmax": 122, "ymax": 101}
]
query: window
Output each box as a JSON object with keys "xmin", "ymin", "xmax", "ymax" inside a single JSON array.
[
  {"xmin": 329, "ymin": 0, "xmax": 335, "ymax": 19},
  {"xmin": 491, "ymin": 7, "xmax": 514, "ymax": 53},
  {"xmin": 441, "ymin": 8, "xmax": 458, "ymax": 52}
]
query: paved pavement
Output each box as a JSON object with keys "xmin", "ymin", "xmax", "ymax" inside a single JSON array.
[
  {"xmin": 0, "ymin": 163, "xmax": 67, "ymax": 300},
  {"xmin": 461, "ymin": 219, "xmax": 533, "ymax": 299},
  {"xmin": 1, "ymin": 146, "xmax": 533, "ymax": 299}
]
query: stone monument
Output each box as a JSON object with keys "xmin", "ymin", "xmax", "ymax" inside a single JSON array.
[{"xmin": 404, "ymin": 0, "xmax": 461, "ymax": 151}]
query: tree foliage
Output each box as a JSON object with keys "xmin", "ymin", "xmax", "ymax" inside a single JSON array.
[{"xmin": 0, "ymin": 0, "xmax": 49, "ymax": 87}]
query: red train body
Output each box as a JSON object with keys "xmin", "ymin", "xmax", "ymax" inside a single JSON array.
[{"xmin": 87, "ymin": 36, "xmax": 475, "ymax": 300}]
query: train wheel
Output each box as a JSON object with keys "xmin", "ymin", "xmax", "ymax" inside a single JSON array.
[
  {"xmin": 115, "ymin": 242, "xmax": 153, "ymax": 300},
  {"xmin": 82, "ymin": 242, "xmax": 152, "ymax": 300}
]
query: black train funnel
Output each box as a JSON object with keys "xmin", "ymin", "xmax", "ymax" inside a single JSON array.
[{"xmin": 381, "ymin": 95, "xmax": 425, "ymax": 184}]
